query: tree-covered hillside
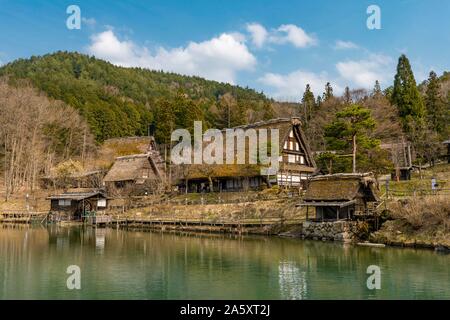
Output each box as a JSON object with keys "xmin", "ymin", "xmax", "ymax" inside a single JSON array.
[{"xmin": 0, "ymin": 51, "xmax": 271, "ymax": 142}]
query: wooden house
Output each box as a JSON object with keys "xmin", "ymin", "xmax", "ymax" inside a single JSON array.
[
  {"xmin": 380, "ymin": 139, "xmax": 413, "ymax": 181},
  {"xmin": 298, "ymin": 173, "xmax": 380, "ymax": 221},
  {"xmin": 47, "ymin": 190, "xmax": 108, "ymax": 221},
  {"xmin": 174, "ymin": 117, "xmax": 317, "ymax": 192},
  {"xmin": 103, "ymin": 137, "xmax": 166, "ymax": 194}
]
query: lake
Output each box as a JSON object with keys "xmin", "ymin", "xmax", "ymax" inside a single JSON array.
[{"xmin": 0, "ymin": 224, "xmax": 449, "ymax": 299}]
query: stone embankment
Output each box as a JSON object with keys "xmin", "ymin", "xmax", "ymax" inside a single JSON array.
[{"xmin": 301, "ymin": 221, "xmax": 368, "ymax": 242}]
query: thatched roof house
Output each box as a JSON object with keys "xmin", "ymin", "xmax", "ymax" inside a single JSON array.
[
  {"xmin": 174, "ymin": 117, "xmax": 317, "ymax": 192},
  {"xmin": 104, "ymin": 153, "xmax": 165, "ymax": 186},
  {"xmin": 103, "ymin": 137, "xmax": 166, "ymax": 193},
  {"xmin": 299, "ymin": 173, "xmax": 380, "ymax": 221}
]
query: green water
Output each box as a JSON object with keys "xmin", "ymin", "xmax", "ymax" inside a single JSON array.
[{"xmin": 0, "ymin": 224, "xmax": 449, "ymax": 299}]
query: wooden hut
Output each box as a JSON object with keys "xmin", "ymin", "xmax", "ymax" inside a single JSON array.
[
  {"xmin": 298, "ymin": 173, "xmax": 380, "ymax": 221},
  {"xmin": 47, "ymin": 190, "xmax": 108, "ymax": 221},
  {"xmin": 174, "ymin": 117, "xmax": 317, "ymax": 192},
  {"xmin": 103, "ymin": 137, "xmax": 166, "ymax": 194}
]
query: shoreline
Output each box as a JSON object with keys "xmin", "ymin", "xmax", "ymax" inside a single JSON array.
[{"xmin": 2, "ymin": 219, "xmax": 449, "ymax": 253}]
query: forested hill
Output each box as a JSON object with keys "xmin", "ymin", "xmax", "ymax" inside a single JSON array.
[{"xmin": 0, "ymin": 51, "xmax": 272, "ymax": 143}]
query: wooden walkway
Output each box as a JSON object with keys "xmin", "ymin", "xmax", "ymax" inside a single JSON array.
[
  {"xmin": 0, "ymin": 210, "xmax": 302, "ymax": 233},
  {"xmin": 110, "ymin": 216, "xmax": 303, "ymax": 228},
  {"xmin": 0, "ymin": 211, "xmax": 49, "ymax": 224}
]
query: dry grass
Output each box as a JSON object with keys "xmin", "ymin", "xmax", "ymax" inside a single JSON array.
[{"xmin": 388, "ymin": 196, "xmax": 450, "ymax": 231}]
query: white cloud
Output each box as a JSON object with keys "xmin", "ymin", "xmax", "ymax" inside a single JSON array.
[
  {"xmin": 259, "ymin": 53, "xmax": 394, "ymax": 101},
  {"xmin": 246, "ymin": 23, "xmax": 316, "ymax": 49},
  {"xmin": 246, "ymin": 23, "xmax": 268, "ymax": 48},
  {"xmin": 87, "ymin": 30, "xmax": 256, "ymax": 84},
  {"xmin": 272, "ymin": 24, "xmax": 317, "ymax": 48},
  {"xmin": 334, "ymin": 40, "xmax": 359, "ymax": 50},
  {"xmin": 258, "ymin": 70, "xmax": 341, "ymax": 101},
  {"xmin": 336, "ymin": 54, "xmax": 394, "ymax": 88}
]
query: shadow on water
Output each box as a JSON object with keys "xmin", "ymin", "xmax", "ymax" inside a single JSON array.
[{"xmin": 0, "ymin": 224, "xmax": 449, "ymax": 299}]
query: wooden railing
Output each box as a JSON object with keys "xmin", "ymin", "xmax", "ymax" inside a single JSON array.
[{"xmin": 0, "ymin": 211, "xmax": 49, "ymax": 224}]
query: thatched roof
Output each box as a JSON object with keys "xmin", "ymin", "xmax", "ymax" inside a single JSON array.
[
  {"xmin": 177, "ymin": 164, "xmax": 261, "ymax": 180},
  {"xmin": 303, "ymin": 173, "xmax": 379, "ymax": 202},
  {"xmin": 234, "ymin": 117, "xmax": 316, "ymax": 166},
  {"xmin": 103, "ymin": 152, "xmax": 165, "ymax": 183},
  {"xmin": 47, "ymin": 191, "xmax": 106, "ymax": 201},
  {"xmin": 173, "ymin": 117, "xmax": 316, "ymax": 181}
]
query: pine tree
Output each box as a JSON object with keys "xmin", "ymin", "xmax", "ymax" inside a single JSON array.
[
  {"xmin": 323, "ymin": 82, "xmax": 334, "ymax": 101},
  {"xmin": 324, "ymin": 104, "xmax": 378, "ymax": 173},
  {"xmin": 316, "ymin": 95, "xmax": 322, "ymax": 108},
  {"xmin": 372, "ymin": 80, "xmax": 382, "ymax": 97},
  {"xmin": 391, "ymin": 54, "xmax": 426, "ymax": 133},
  {"xmin": 301, "ymin": 84, "xmax": 315, "ymax": 121},
  {"xmin": 425, "ymin": 71, "xmax": 446, "ymax": 135},
  {"xmin": 343, "ymin": 86, "xmax": 352, "ymax": 104}
]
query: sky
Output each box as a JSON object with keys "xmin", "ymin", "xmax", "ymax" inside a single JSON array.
[{"xmin": 0, "ymin": 0, "xmax": 449, "ymax": 101}]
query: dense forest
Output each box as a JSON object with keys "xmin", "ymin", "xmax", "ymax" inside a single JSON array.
[{"xmin": 0, "ymin": 51, "xmax": 273, "ymax": 143}]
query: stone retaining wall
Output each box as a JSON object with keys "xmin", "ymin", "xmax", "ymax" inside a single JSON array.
[{"xmin": 301, "ymin": 220, "xmax": 368, "ymax": 242}]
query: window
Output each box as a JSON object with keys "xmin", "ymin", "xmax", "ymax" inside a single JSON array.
[
  {"xmin": 284, "ymin": 141, "xmax": 288, "ymax": 149},
  {"xmin": 300, "ymin": 156, "xmax": 305, "ymax": 164},
  {"xmin": 289, "ymin": 130, "xmax": 294, "ymax": 138},
  {"xmin": 97, "ymin": 199, "xmax": 107, "ymax": 208},
  {"xmin": 295, "ymin": 142, "xmax": 299, "ymax": 151},
  {"xmin": 58, "ymin": 199, "xmax": 71, "ymax": 206},
  {"xmin": 289, "ymin": 141, "xmax": 293, "ymax": 150},
  {"xmin": 288, "ymin": 154, "xmax": 296, "ymax": 163}
]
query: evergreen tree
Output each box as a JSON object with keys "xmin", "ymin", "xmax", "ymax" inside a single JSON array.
[
  {"xmin": 316, "ymin": 95, "xmax": 322, "ymax": 108},
  {"xmin": 425, "ymin": 71, "xmax": 446, "ymax": 135},
  {"xmin": 262, "ymin": 101, "xmax": 276, "ymax": 120},
  {"xmin": 323, "ymin": 82, "xmax": 334, "ymax": 101},
  {"xmin": 372, "ymin": 80, "xmax": 382, "ymax": 97},
  {"xmin": 301, "ymin": 84, "xmax": 315, "ymax": 121},
  {"xmin": 343, "ymin": 86, "xmax": 352, "ymax": 104},
  {"xmin": 391, "ymin": 54, "xmax": 426, "ymax": 133},
  {"xmin": 324, "ymin": 104, "xmax": 378, "ymax": 173}
]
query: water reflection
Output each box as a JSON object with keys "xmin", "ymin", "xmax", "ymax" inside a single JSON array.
[
  {"xmin": 95, "ymin": 229, "xmax": 106, "ymax": 252},
  {"xmin": 278, "ymin": 261, "xmax": 307, "ymax": 300},
  {"xmin": 0, "ymin": 224, "xmax": 449, "ymax": 299}
]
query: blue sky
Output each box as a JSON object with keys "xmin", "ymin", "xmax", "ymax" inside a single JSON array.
[{"xmin": 0, "ymin": 0, "xmax": 449, "ymax": 101}]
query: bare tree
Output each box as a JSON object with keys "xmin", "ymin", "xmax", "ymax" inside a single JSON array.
[{"xmin": 0, "ymin": 79, "xmax": 95, "ymax": 200}]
